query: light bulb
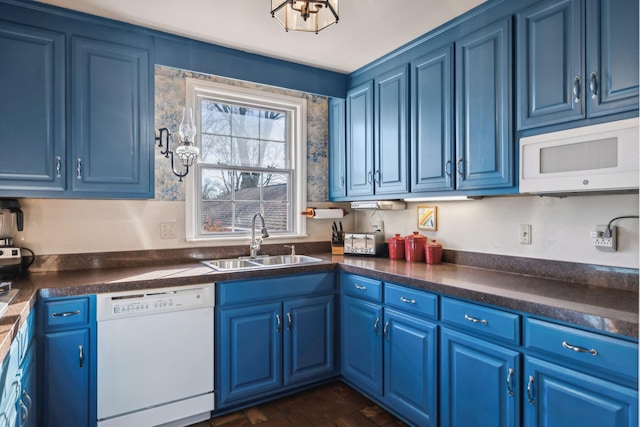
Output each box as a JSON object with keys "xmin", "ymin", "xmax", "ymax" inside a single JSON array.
[{"xmin": 179, "ymin": 107, "xmax": 196, "ymax": 143}]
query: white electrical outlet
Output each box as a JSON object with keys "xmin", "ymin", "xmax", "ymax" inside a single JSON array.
[
  {"xmin": 519, "ymin": 224, "xmax": 532, "ymax": 245},
  {"xmin": 160, "ymin": 222, "xmax": 177, "ymax": 239},
  {"xmin": 592, "ymin": 225, "xmax": 617, "ymax": 252}
]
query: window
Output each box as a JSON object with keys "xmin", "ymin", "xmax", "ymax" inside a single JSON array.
[{"xmin": 185, "ymin": 78, "xmax": 307, "ymax": 241}]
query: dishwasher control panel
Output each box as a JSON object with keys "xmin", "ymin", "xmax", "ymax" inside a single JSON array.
[{"xmin": 96, "ymin": 284, "xmax": 215, "ymax": 321}]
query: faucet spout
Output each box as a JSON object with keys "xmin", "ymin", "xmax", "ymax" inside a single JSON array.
[{"xmin": 250, "ymin": 212, "xmax": 269, "ymax": 258}]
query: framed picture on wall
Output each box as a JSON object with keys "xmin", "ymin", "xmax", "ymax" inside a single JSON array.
[{"xmin": 417, "ymin": 206, "xmax": 437, "ymax": 231}]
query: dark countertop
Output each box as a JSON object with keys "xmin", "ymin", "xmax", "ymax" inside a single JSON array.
[{"xmin": 2, "ymin": 254, "xmax": 637, "ymax": 364}]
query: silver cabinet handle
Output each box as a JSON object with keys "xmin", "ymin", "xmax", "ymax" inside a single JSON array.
[
  {"xmin": 19, "ymin": 400, "xmax": 28, "ymax": 426},
  {"xmin": 76, "ymin": 158, "xmax": 82, "ymax": 179},
  {"xmin": 287, "ymin": 312, "xmax": 292, "ymax": 330},
  {"xmin": 79, "ymin": 344, "xmax": 84, "ymax": 368},
  {"xmin": 589, "ymin": 72, "xmax": 598, "ymax": 100},
  {"xmin": 464, "ymin": 314, "xmax": 488, "ymax": 325},
  {"xmin": 527, "ymin": 375, "xmax": 535, "ymax": 405},
  {"xmin": 367, "ymin": 171, "xmax": 373, "ymax": 183},
  {"xmin": 457, "ymin": 158, "xmax": 464, "ymax": 177},
  {"xmin": 573, "ymin": 76, "xmax": 581, "ymax": 103},
  {"xmin": 400, "ymin": 296, "xmax": 416, "ymax": 304},
  {"xmin": 55, "ymin": 156, "xmax": 62, "ymax": 178},
  {"xmin": 340, "ymin": 176, "xmax": 345, "ymax": 188},
  {"xmin": 374, "ymin": 170, "xmax": 381, "ymax": 184},
  {"xmin": 373, "ymin": 317, "xmax": 380, "ymax": 336},
  {"xmin": 506, "ymin": 368, "xmax": 514, "ymax": 396},
  {"xmin": 383, "ymin": 321, "xmax": 390, "ymax": 341},
  {"xmin": 22, "ymin": 390, "xmax": 32, "ymax": 410},
  {"xmin": 445, "ymin": 159, "xmax": 452, "ymax": 178},
  {"xmin": 52, "ymin": 310, "xmax": 81, "ymax": 318},
  {"xmin": 562, "ymin": 341, "xmax": 598, "ymax": 356},
  {"xmin": 354, "ymin": 284, "xmax": 367, "ymax": 291},
  {"xmin": 276, "ymin": 314, "xmax": 282, "ymax": 333}
]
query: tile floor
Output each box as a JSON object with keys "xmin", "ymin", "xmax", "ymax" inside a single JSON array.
[{"xmin": 190, "ymin": 381, "xmax": 408, "ymax": 427}]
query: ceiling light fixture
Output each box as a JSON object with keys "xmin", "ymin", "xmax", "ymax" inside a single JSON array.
[
  {"xmin": 271, "ymin": 0, "xmax": 339, "ymax": 34},
  {"xmin": 155, "ymin": 107, "xmax": 200, "ymax": 181}
]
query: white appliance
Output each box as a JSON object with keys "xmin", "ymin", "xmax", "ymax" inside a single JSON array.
[
  {"xmin": 96, "ymin": 284, "xmax": 215, "ymax": 427},
  {"xmin": 519, "ymin": 117, "xmax": 639, "ymax": 195}
]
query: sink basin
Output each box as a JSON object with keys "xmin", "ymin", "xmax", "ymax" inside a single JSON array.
[
  {"xmin": 251, "ymin": 255, "xmax": 323, "ymax": 266},
  {"xmin": 202, "ymin": 255, "xmax": 323, "ymax": 271}
]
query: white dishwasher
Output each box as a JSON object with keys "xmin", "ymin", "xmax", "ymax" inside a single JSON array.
[{"xmin": 96, "ymin": 284, "xmax": 215, "ymax": 427}]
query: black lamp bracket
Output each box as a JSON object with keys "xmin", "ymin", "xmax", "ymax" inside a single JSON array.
[{"xmin": 155, "ymin": 127, "xmax": 190, "ymax": 181}]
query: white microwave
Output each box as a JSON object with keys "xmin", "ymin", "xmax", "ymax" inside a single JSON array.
[{"xmin": 520, "ymin": 117, "xmax": 639, "ymax": 195}]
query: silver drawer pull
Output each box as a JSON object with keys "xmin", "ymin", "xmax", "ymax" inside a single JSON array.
[
  {"xmin": 354, "ymin": 284, "xmax": 367, "ymax": 291},
  {"xmin": 400, "ymin": 296, "xmax": 416, "ymax": 304},
  {"xmin": 52, "ymin": 310, "xmax": 81, "ymax": 318},
  {"xmin": 506, "ymin": 368, "xmax": 515, "ymax": 396},
  {"xmin": 562, "ymin": 341, "xmax": 598, "ymax": 356},
  {"xmin": 527, "ymin": 375, "xmax": 535, "ymax": 405},
  {"xmin": 464, "ymin": 314, "xmax": 488, "ymax": 325}
]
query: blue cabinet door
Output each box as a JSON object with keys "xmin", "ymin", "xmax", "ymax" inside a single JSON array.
[
  {"xmin": 70, "ymin": 36, "xmax": 153, "ymax": 198},
  {"xmin": 411, "ymin": 44, "xmax": 455, "ymax": 193},
  {"xmin": 441, "ymin": 328, "xmax": 520, "ymax": 427},
  {"xmin": 384, "ymin": 309, "xmax": 438, "ymax": 427},
  {"xmin": 43, "ymin": 328, "xmax": 90, "ymax": 427},
  {"xmin": 0, "ymin": 21, "xmax": 66, "ymax": 194},
  {"xmin": 341, "ymin": 295, "xmax": 383, "ymax": 396},
  {"xmin": 218, "ymin": 302, "xmax": 282, "ymax": 406},
  {"xmin": 586, "ymin": 0, "xmax": 639, "ymax": 117},
  {"xmin": 284, "ymin": 295, "xmax": 335, "ymax": 386},
  {"xmin": 329, "ymin": 98, "xmax": 347, "ymax": 199},
  {"xmin": 346, "ymin": 81, "xmax": 374, "ymax": 197},
  {"xmin": 517, "ymin": 0, "xmax": 584, "ymax": 129},
  {"xmin": 524, "ymin": 356, "xmax": 638, "ymax": 427},
  {"xmin": 18, "ymin": 343, "xmax": 37, "ymax": 427},
  {"xmin": 455, "ymin": 17, "xmax": 513, "ymax": 191},
  {"xmin": 374, "ymin": 65, "xmax": 409, "ymax": 195}
]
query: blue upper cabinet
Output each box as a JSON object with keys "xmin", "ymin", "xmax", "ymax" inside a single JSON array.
[
  {"xmin": 0, "ymin": 21, "xmax": 66, "ymax": 193},
  {"xmin": 585, "ymin": 0, "xmax": 639, "ymax": 118},
  {"xmin": 0, "ymin": 6, "xmax": 154, "ymax": 199},
  {"xmin": 374, "ymin": 65, "xmax": 409, "ymax": 195},
  {"xmin": 455, "ymin": 17, "xmax": 513, "ymax": 191},
  {"xmin": 411, "ymin": 45, "xmax": 455, "ymax": 193},
  {"xmin": 517, "ymin": 0, "xmax": 638, "ymax": 130},
  {"xmin": 328, "ymin": 98, "xmax": 347, "ymax": 200},
  {"xmin": 346, "ymin": 81, "xmax": 374, "ymax": 197},
  {"xmin": 70, "ymin": 35, "xmax": 152, "ymax": 197}
]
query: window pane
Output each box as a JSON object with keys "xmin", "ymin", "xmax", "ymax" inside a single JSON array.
[
  {"xmin": 201, "ymin": 101, "xmax": 231, "ymax": 134},
  {"xmin": 236, "ymin": 171, "xmax": 261, "ymax": 201},
  {"xmin": 201, "ymin": 201, "xmax": 234, "ymax": 233},
  {"xmin": 263, "ymin": 172, "xmax": 289, "ymax": 198},
  {"xmin": 202, "ymin": 169, "xmax": 233, "ymax": 200},
  {"xmin": 232, "ymin": 108, "xmax": 260, "ymax": 139},
  {"xmin": 260, "ymin": 112, "xmax": 286, "ymax": 142},
  {"xmin": 233, "ymin": 138, "xmax": 260, "ymax": 167},
  {"xmin": 235, "ymin": 201, "xmax": 261, "ymax": 232},
  {"xmin": 261, "ymin": 140, "xmax": 286, "ymax": 168},
  {"xmin": 201, "ymin": 135, "xmax": 231, "ymax": 164},
  {"xmin": 263, "ymin": 201, "xmax": 289, "ymax": 232}
]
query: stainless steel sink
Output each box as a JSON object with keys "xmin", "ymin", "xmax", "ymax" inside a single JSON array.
[{"xmin": 201, "ymin": 255, "xmax": 323, "ymax": 271}]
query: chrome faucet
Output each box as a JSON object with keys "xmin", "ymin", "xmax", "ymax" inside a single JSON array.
[{"xmin": 249, "ymin": 212, "xmax": 269, "ymax": 258}]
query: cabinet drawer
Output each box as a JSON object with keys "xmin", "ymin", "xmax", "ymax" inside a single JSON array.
[
  {"xmin": 43, "ymin": 297, "xmax": 90, "ymax": 329},
  {"xmin": 525, "ymin": 318, "xmax": 638, "ymax": 381},
  {"xmin": 441, "ymin": 298, "xmax": 520, "ymax": 344},
  {"xmin": 384, "ymin": 283, "xmax": 437, "ymax": 319},
  {"xmin": 341, "ymin": 274, "xmax": 382, "ymax": 302}
]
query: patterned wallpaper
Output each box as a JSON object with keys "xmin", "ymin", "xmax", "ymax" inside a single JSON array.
[{"xmin": 154, "ymin": 65, "xmax": 329, "ymax": 202}]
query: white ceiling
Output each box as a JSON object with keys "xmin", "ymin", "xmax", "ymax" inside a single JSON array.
[{"xmin": 36, "ymin": 0, "xmax": 485, "ymax": 74}]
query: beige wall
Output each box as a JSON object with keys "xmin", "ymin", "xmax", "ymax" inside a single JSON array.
[{"xmin": 354, "ymin": 193, "xmax": 639, "ymax": 269}]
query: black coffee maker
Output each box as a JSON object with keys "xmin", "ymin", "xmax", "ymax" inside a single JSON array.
[{"xmin": 0, "ymin": 199, "xmax": 34, "ymax": 280}]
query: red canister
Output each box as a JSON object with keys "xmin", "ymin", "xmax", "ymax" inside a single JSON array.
[
  {"xmin": 425, "ymin": 240, "xmax": 443, "ymax": 264},
  {"xmin": 388, "ymin": 234, "xmax": 405, "ymax": 260},
  {"xmin": 405, "ymin": 231, "xmax": 427, "ymax": 262}
]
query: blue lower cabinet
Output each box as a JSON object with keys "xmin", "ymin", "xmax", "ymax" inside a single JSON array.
[
  {"xmin": 284, "ymin": 295, "xmax": 335, "ymax": 386},
  {"xmin": 219, "ymin": 302, "xmax": 282, "ymax": 405},
  {"xmin": 216, "ymin": 275, "xmax": 337, "ymax": 409},
  {"xmin": 17, "ymin": 344, "xmax": 36, "ymax": 427},
  {"xmin": 340, "ymin": 295, "xmax": 383, "ymax": 396},
  {"xmin": 384, "ymin": 309, "xmax": 437, "ymax": 427},
  {"xmin": 524, "ymin": 356, "xmax": 638, "ymax": 427},
  {"xmin": 440, "ymin": 328, "xmax": 520, "ymax": 427}
]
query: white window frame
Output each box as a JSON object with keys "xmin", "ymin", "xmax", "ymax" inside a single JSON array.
[{"xmin": 185, "ymin": 78, "xmax": 308, "ymax": 243}]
